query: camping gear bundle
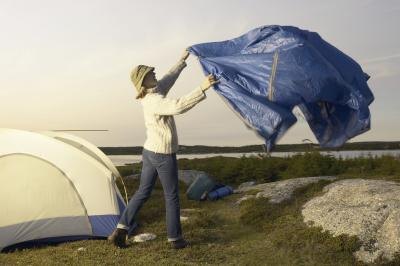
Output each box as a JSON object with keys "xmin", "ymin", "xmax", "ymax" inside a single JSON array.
[{"xmin": 186, "ymin": 173, "xmax": 233, "ymax": 201}]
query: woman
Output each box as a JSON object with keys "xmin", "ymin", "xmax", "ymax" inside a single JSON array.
[{"xmin": 108, "ymin": 50, "xmax": 218, "ymax": 249}]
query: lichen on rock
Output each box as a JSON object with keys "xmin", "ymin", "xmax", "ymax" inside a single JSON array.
[
  {"xmin": 236, "ymin": 176, "xmax": 337, "ymax": 204},
  {"xmin": 302, "ymin": 178, "xmax": 400, "ymax": 264}
]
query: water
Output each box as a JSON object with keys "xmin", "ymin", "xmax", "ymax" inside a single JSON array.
[{"xmin": 108, "ymin": 150, "xmax": 400, "ymax": 166}]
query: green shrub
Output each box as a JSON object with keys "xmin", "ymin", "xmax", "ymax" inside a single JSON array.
[{"xmin": 176, "ymin": 153, "xmax": 400, "ymax": 186}]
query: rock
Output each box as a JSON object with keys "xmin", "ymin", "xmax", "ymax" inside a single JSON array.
[
  {"xmin": 181, "ymin": 208, "xmax": 200, "ymax": 213},
  {"xmin": 237, "ymin": 181, "xmax": 257, "ymax": 191},
  {"xmin": 180, "ymin": 216, "xmax": 189, "ymax": 222},
  {"xmin": 302, "ymin": 178, "xmax": 400, "ymax": 264},
  {"xmin": 236, "ymin": 176, "xmax": 337, "ymax": 204},
  {"xmin": 236, "ymin": 195, "xmax": 256, "ymax": 204},
  {"xmin": 125, "ymin": 174, "xmax": 140, "ymax": 180},
  {"xmin": 126, "ymin": 170, "xmax": 211, "ymax": 185},
  {"xmin": 178, "ymin": 170, "xmax": 211, "ymax": 185},
  {"xmin": 132, "ymin": 233, "xmax": 157, "ymax": 243}
]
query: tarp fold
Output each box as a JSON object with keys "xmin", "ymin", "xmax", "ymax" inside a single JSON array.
[{"xmin": 189, "ymin": 25, "xmax": 374, "ymax": 151}]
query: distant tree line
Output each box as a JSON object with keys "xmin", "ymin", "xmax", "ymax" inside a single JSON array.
[{"xmin": 100, "ymin": 141, "xmax": 400, "ymax": 155}]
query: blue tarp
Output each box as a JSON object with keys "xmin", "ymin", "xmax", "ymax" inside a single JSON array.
[{"xmin": 189, "ymin": 25, "xmax": 374, "ymax": 151}]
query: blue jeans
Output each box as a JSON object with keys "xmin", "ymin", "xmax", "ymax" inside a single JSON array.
[{"xmin": 117, "ymin": 149, "xmax": 182, "ymax": 241}]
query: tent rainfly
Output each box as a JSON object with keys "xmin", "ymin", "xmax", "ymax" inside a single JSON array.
[
  {"xmin": 0, "ymin": 128, "xmax": 126, "ymax": 251},
  {"xmin": 40, "ymin": 130, "xmax": 129, "ymax": 203}
]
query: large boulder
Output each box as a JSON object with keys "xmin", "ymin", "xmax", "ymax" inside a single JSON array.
[
  {"xmin": 302, "ymin": 179, "xmax": 400, "ymax": 263},
  {"xmin": 236, "ymin": 176, "xmax": 337, "ymax": 204},
  {"xmin": 125, "ymin": 170, "xmax": 209, "ymax": 186}
]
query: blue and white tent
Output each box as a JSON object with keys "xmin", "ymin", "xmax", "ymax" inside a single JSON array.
[
  {"xmin": 189, "ymin": 25, "xmax": 374, "ymax": 151},
  {"xmin": 0, "ymin": 129, "xmax": 126, "ymax": 251}
]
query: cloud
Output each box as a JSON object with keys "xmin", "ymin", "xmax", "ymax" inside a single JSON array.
[
  {"xmin": 362, "ymin": 53, "xmax": 400, "ymax": 79},
  {"xmin": 362, "ymin": 53, "xmax": 400, "ymax": 64},
  {"xmin": 364, "ymin": 64, "xmax": 399, "ymax": 79}
]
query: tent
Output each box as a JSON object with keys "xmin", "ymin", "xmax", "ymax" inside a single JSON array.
[
  {"xmin": 0, "ymin": 128, "xmax": 125, "ymax": 251},
  {"xmin": 189, "ymin": 25, "xmax": 374, "ymax": 151},
  {"xmin": 40, "ymin": 131, "xmax": 128, "ymax": 203}
]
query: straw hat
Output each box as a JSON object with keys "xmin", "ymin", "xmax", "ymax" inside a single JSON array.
[{"xmin": 130, "ymin": 65, "xmax": 154, "ymax": 99}]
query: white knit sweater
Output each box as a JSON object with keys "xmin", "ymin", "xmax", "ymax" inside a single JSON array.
[{"xmin": 140, "ymin": 60, "xmax": 206, "ymax": 154}]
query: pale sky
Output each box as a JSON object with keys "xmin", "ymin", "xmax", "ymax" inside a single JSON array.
[{"xmin": 0, "ymin": 0, "xmax": 399, "ymax": 147}]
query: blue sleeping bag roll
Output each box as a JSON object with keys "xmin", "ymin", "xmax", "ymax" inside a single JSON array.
[{"xmin": 207, "ymin": 186, "xmax": 233, "ymax": 201}]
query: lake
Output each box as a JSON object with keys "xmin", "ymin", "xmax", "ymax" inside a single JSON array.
[{"xmin": 108, "ymin": 150, "xmax": 400, "ymax": 166}]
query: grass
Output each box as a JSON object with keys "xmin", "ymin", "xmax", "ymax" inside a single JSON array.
[{"xmin": 1, "ymin": 153, "xmax": 400, "ymax": 265}]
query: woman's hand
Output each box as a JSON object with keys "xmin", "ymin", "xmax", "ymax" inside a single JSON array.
[
  {"xmin": 201, "ymin": 74, "xmax": 219, "ymax": 92},
  {"xmin": 181, "ymin": 49, "xmax": 190, "ymax": 61}
]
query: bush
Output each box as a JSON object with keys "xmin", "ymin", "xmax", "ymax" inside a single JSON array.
[{"xmin": 119, "ymin": 153, "xmax": 400, "ymax": 187}]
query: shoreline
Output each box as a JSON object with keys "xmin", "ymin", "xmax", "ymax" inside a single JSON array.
[{"xmin": 100, "ymin": 141, "xmax": 400, "ymax": 155}]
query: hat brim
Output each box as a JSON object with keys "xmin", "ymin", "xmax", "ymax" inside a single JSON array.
[{"xmin": 135, "ymin": 87, "xmax": 146, "ymax": 99}]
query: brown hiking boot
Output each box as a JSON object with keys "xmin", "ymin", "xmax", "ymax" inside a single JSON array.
[
  {"xmin": 170, "ymin": 238, "xmax": 190, "ymax": 249},
  {"xmin": 108, "ymin": 228, "xmax": 128, "ymax": 248}
]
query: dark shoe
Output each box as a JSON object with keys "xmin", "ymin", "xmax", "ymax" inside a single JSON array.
[
  {"xmin": 171, "ymin": 238, "xmax": 189, "ymax": 249},
  {"xmin": 108, "ymin": 228, "xmax": 128, "ymax": 248}
]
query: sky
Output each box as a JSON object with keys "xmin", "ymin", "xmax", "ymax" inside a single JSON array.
[{"xmin": 0, "ymin": 0, "xmax": 399, "ymax": 147}]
